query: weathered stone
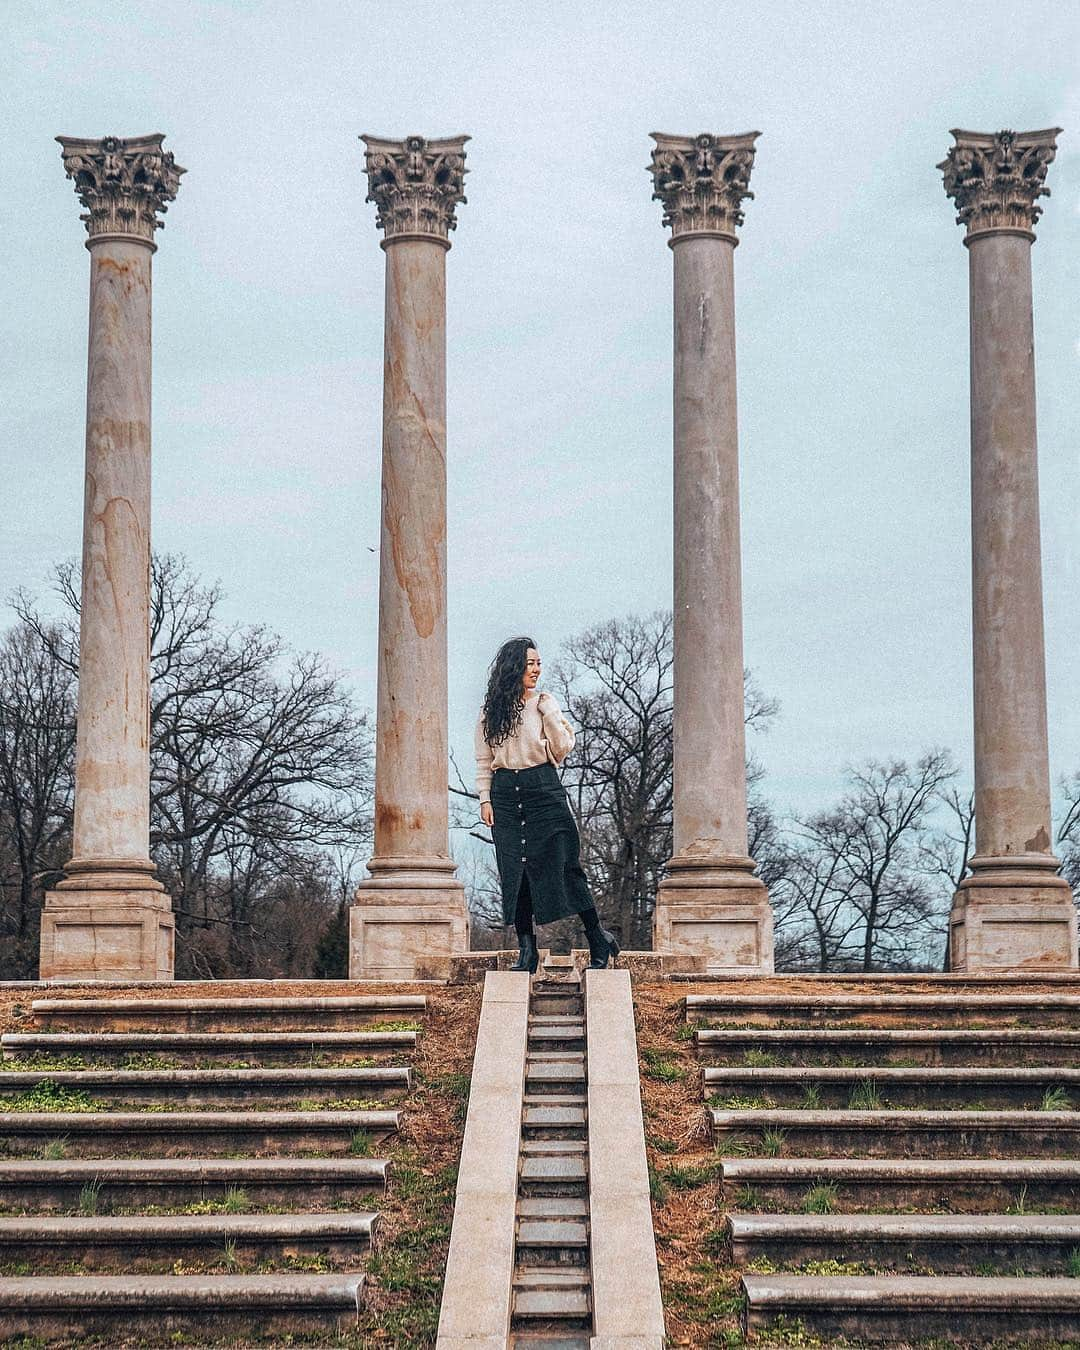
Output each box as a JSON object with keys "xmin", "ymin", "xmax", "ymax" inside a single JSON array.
[
  {"xmin": 351, "ymin": 134, "xmax": 471, "ymax": 979},
  {"xmin": 41, "ymin": 136, "xmax": 185, "ymax": 982},
  {"xmin": 647, "ymin": 134, "xmax": 772, "ymax": 973},
  {"xmin": 585, "ymin": 970, "xmax": 666, "ymax": 1345},
  {"xmin": 939, "ymin": 129, "xmax": 1076, "ymax": 971},
  {"xmin": 436, "ymin": 972, "xmax": 529, "ymax": 1347}
]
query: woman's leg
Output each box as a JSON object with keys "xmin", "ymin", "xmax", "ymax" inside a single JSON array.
[
  {"xmin": 510, "ymin": 873, "xmax": 539, "ymax": 973},
  {"xmin": 515, "ymin": 873, "xmax": 535, "ymax": 937}
]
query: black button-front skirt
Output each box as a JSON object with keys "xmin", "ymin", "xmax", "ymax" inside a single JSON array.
[{"xmin": 490, "ymin": 762, "xmax": 594, "ymax": 927}]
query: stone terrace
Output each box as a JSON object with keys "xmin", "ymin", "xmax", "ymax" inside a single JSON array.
[{"xmin": 0, "ymin": 978, "xmax": 479, "ymax": 1346}]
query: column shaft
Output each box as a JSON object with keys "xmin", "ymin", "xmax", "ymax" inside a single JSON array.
[
  {"xmin": 373, "ymin": 238, "xmax": 451, "ymax": 861},
  {"xmin": 648, "ymin": 131, "xmax": 773, "ymax": 973},
  {"xmin": 939, "ymin": 125, "xmax": 1075, "ymax": 971},
  {"xmin": 968, "ymin": 233, "xmax": 1053, "ymax": 859},
  {"xmin": 671, "ymin": 235, "xmax": 749, "ymax": 859},
  {"xmin": 69, "ymin": 238, "xmax": 156, "ymax": 875},
  {"xmin": 350, "ymin": 133, "xmax": 469, "ymax": 979},
  {"xmin": 41, "ymin": 133, "xmax": 183, "ymax": 981}
]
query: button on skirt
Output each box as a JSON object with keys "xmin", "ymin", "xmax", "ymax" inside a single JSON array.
[{"xmin": 490, "ymin": 762, "xmax": 595, "ymax": 927}]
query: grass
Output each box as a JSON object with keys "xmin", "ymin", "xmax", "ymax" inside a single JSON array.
[
  {"xmin": 5, "ymin": 1080, "xmax": 98, "ymax": 1113},
  {"xmin": 348, "ymin": 1129, "xmax": 373, "ymax": 1156},
  {"xmin": 800, "ymin": 1183, "xmax": 839, "ymax": 1214},
  {"xmin": 800, "ymin": 1083, "xmax": 823, "ymax": 1109},
  {"xmin": 1042, "ymin": 1085, "xmax": 1072, "ymax": 1111},
  {"xmin": 742, "ymin": 1049, "xmax": 779, "ymax": 1067},
  {"xmin": 641, "ymin": 1048, "xmax": 686, "ymax": 1083},
  {"xmin": 1007, "ymin": 1185, "xmax": 1029, "ymax": 1216},
  {"xmin": 847, "ymin": 1078, "xmax": 883, "ymax": 1110},
  {"xmin": 761, "ymin": 1128, "xmax": 786, "ymax": 1157},
  {"xmin": 648, "ymin": 1164, "xmax": 669, "ymax": 1206},
  {"xmin": 41, "ymin": 1139, "xmax": 67, "ymax": 1160},
  {"xmin": 1067, "ymin": 1248, "xmax": 1080, "ymax": 1278},
  {"xmin": 710, "ymin": 1093, "xmax": 775, "ymax": 1110},
  {"xmin": 77, "ymin": 1177, "xmax": 102, "ymax": 1216}
]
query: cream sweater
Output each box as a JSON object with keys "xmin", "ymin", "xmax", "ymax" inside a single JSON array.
[{"xmin": 474, "ymin": 691, "xmax": 575, "ymax": 805}]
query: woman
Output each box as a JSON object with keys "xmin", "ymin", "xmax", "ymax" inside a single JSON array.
[{"xmin": 475, "ymin": 636, "xmax": 619, "ymax": 974}]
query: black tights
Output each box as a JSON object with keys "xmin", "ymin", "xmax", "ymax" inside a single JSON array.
[{"xmin": 514, "ymin": 873, "xmax": 601, "ymax": 940}]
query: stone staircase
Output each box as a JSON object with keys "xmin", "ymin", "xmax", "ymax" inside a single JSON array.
[
  {"xmin": 0, "ymin": 990, "xmax": 425, "ymax": 1341},
  {"xmin": 512, "ymin": 975, "xmax": 593, "ymax": 1347},
  {"xmin": 690, "ymin": 984, "xmax": 1080, "ymax": 1343}
]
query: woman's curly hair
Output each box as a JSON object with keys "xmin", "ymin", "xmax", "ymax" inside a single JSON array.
[{"xmin": 481, "ymin": 636, "xmax": 537, "ymax": 747}]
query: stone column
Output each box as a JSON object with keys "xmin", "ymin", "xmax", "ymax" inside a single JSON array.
[
  {"xmin": 350, "ymin": 135, "xmax": 470, "ymax": 979},
  {"xmin": 647, "ymin": 133, "xmax": 773, "ymax": 973},
  {"xmin": 939, "ymin": 128, "xmax": 1076, "ymax": 971},
  {"xmin": 40, "ymin": 135, "xmax": 183, "ymax": 981}
]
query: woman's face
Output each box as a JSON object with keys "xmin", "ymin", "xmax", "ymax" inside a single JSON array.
[{"xmin": 523, "ymin": 647, "xmax": 541, "ymax": 693}]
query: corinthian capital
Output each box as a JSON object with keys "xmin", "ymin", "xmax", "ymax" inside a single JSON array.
[
  {"xmin": 648, "ymin": 132, "xmax": 760, "ymax": 243},
  {"xmin": 939, "ymin": 128, "xmax": 1061, "ymax": 241},
  {"xmin": 56, "ymin": 134, "xmax": 185, "ymax": 247},
  {"xmin": 361, "ymin": 134, "xmax": 469, "ymax": 246}
]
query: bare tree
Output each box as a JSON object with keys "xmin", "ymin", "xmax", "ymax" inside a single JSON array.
[
  {"xmin": 0, "ymin": 623, "xmax": 76, "ymax": 974},
  {"xmin": 1059, "ymin": 773, "xmax": 1080, "ymax": 902},
  {"xmin": 780, "ymin": 752, "xmax": 958, "ymax": 972},
  {"xmin": 10, "ymin": 554, "xmax": 374, "ymax": 978}
]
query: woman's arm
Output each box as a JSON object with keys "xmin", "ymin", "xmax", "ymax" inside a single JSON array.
[
  {"xmin": 474, "ymin": 714, "xmax": 494, "ymax": 807},
  {"xmin": 537, "ymin": 692, "xmax": 575, "ymax": 763}
]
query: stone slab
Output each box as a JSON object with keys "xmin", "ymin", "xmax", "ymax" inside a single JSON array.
[
  {"xmin": 584, "ymin": 969, "xmax": 665, "ymax": 1344},
  {"xmin": 436, "ymin": 971, "xmax": 529, "ymax": 1347}
]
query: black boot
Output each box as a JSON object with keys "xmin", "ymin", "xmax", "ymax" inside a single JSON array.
[
  {"xmin": 511, "ymin": 932, "xmax": 539, "ymax": 974},
  {"xmin": 587, "ymin": 925, "xmax": 620, "ymax": 970}
]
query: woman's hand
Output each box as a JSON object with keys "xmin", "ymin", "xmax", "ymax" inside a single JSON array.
[
  {"xmin": 480, "ymin": 802, "xmax": 494, "ymax": 828},
  {"xmin": 536, "ymin": 691, "xmax": 552, "ymax": 714}
]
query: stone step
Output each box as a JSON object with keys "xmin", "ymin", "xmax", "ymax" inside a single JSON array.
[
  {"xmin": 520, "ymin": 1140, "xmax": 587, "ymax": 1155},
  {"xmin": 686, "ymin": 991, "xmax": 1080, "ymax": 1027},
  {"xmin": 516, "ymin": 1217, "xmax": 589, "ymax": 1266},
  {"xmin": 512, "ymin": 1268, "xmax": 591, "ymax": 1323},
  {"xmin": 0, "ymin": 1211, "xmax": 379, "ymax": 1268},
  {"xmin": 695, "ymin": 1026, "xmax": 1080, "ymax": 1067},
  {"xmin": 711, "ymin": 1108, "xmax": 1080, "ymax": 1158},
  {"xmin": 0, "ymin": 1272, "xmax": 365, "ymax": 1339},
  {"xmin": 518, "ymin": 1152, "xmax": 588, "ymax": 1195},
  {"xmin": 511, "ymin": 1335, "xmax": 590, "ymax": 1350},
  {"xmin": 729, "ymin": 1212, "xmax": 1080, "ymax": 1273},
  {"xmin": 516, "ymin": 1197, "xmax": 589, "ymax": 1219},
  {"xmin": 527, "ymin": 1022, "xmax": 585, "ymax": 1050},
  {"xmin": 720, "ymin": 1156, "xmax": 1080, "ymax": 1212},
  {"xmin": 1, "ymin": 1030, "xmax": 416, "ymax": 1064},
  {"xmin": 529, "ymin": 996, "xmax": 583, "ymax": 1019},
  {"xmin": 29, "ymin": 995, "xmax": 426, "ymax": 1033},
  {"xmin": 0, "ymin": 1157, "xmax": 389, "ymax": 1213},
  {"xmin": 526, "ymin": 1060, "xmax": 586, "ymax": 1089},
  {"xmin": 522, "ymin": 1104, "xmax": 587, "ymax": 1134},
  {"xmin": 705, "ymin": 1065, "xmax": 1080, "ymax": 1109},
  {"xmin": 0, "ymin": 1067, "xmax": 410, "ymax": 1107},
  {"xmin": 741, "ymin": 1274, "xmax": 1080, "ymax": 1343},
  {"xmin": 0, "ymin": 1109, "xmax": 398, "ymax": 1157}
]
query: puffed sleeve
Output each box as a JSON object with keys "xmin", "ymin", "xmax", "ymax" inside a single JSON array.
[
  {"xmin": 539, "ymin": 694, "xmax": 575, "ymax": 764},
  {"xmin": 474, "ymin": 713, "xmax": 494, "ymax": 805}
]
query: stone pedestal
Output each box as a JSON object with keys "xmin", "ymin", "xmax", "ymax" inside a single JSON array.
[
  {"xmin": 41, "ymin": 135, "xmax": 183, "ymax": 982},
  {"xmin": 350, "ymin": 135, "xmax": 470, "ymax": 978},
  {"xmin": 648, "ymin": 132, "xmax": 773, "ymax": 973},
  {"xmin": 939, "ymin": 127, "xmax": 1076, "ymax": 971}
]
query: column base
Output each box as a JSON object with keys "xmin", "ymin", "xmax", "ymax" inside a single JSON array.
[
  {"xmin": 653, "ymin": 854, "xmax": 774, "ymax": 974},
  {"xmin": 350, "ymin": 856, "xmax": 469, "ymax": 980},
  {"xmin": 950, "ymin": 854, "xmax": 1078, "ymax": 972},
  {"xmin": 39, "ymin": 888, "xmax": 175, "ymax": 981}
]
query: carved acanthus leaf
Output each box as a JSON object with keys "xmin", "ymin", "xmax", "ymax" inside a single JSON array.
[
  {"xmin": 57, "ymin": 134, "xmax": 185, "ymax": 245},
  {"xmin": 648, "ymin": 132, "xmax": 760, "ymax": 240},
  {"xmin": 939, "ymin": 128, "xmax": 1061, "ymax": 238},
  {"xmin": 361, "ymin": 134, "xmax": 469, "ymax": 244}
]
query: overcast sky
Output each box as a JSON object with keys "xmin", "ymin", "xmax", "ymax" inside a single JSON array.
[{"xmin": 3, "ymin": 1, "xmax": 1078, "ymax": 839}]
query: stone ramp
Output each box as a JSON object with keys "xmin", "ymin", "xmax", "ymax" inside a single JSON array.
[
  {"xmin": 436, "ymin": 965, "xmax": 664, "ymax": 1349},
  {"xmin": 0, "ymin": 988, "xmax": 426, "ymax": 1340},
  {"xmin": 696, "ymin": 979, "xmax": 1080, "ymax": 1343}
]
